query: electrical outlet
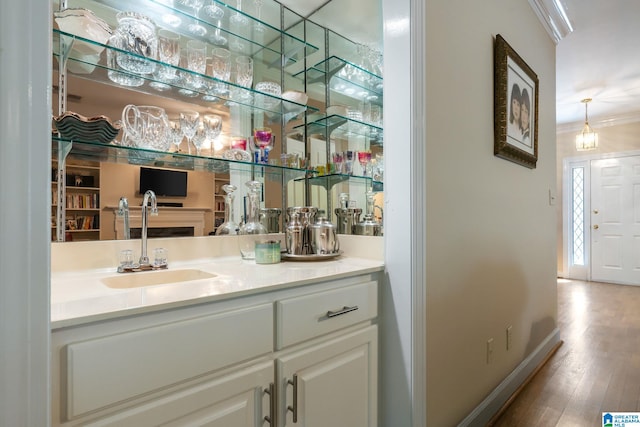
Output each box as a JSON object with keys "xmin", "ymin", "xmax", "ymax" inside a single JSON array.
[
  {"xmin": 506, "ymin": 326, "xmax": 513, "ymax": 351},
  {"xmin": 487, "ymin": 338, "xmax": 494, "ymax": 364}
]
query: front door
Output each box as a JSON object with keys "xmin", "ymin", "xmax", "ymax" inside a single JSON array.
[{"xmin": 591, "ymin": 155, "xmax": 640, "ymax": 285}]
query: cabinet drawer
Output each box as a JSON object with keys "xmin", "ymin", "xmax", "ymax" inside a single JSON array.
[
  {"xmin": 276, "ymin": 280, "xmax": 377, "ymax": 349},
  {"xmin": 64, "ymin": 303, "xmax": 273, "ymax": 420}
]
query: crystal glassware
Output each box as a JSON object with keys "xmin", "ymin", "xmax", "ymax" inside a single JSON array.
[
  {"xmin": 344, "ymin": 150, "xmax": 354, "ymax": 175},
  {"xmin": 106, "ymin": 41, "xmax": 144, "ymax": 87},
  {"xmin": 209, "ymin": 18, "xmax": 228, "ymax": 46},
  {"xmin": 332, "ymin": 151, "xmax": 344, "ymax": 174},
  {"xmin": 253, "ymin": 0, "xmax": 265, "ymax": 34},
  {"xmin": 230, "ymin": 0, "xmax": 249, "ymax": 25},
  {"xmin": 238, "ymin": 180, "xmax": 268, "ymax": 260},
  {"xmin": 357, "ymin": 150, "xmax": 372, "ymax": 176},
  {"xmin": 112, "ymin": 12, "xmax": 158, "ymax": 75},
  {"xmin": 192, "ymin": 125, "xmax": 208, "ymax": 156},
  {"xmin": 186, "ymin": 39, "xmax": 207, "ymax": 89},
  {"xmin": 203, "ymin": 114, "xmax": 222, "ymax": 141},
  {"xmin": 215, "ymin": 184, "xmax": 239, "ymax": 235},
  {"xmin": 177, "ymin": 53, "xmax": 198, "ymax": 97},
  {"xmin": 210, "ymin": 47, "xmax": 231, "ymax": 95},
  {"xmin": 168, "ymin": 119, "xmax": 184, "ymax": 152},
  {"xmin": 235, "ymin": 55, "xmax": 253, "ymax": 89},
  {"xmin": 203, "ymin": 0, "xmax": 224, "ymax": 20},
  {"xmin": 230, "ymin": 136, "xmax": 247, "ymax": 150},
  {"xmin": 150, "ymin": 29, "xmax": 181, "ymax": 91},
  {"xmin": 180, "ymin": 0, "xmax": 207, "ymax": 36},
  {"xmin": 254, "ymin": 81, "xmax": 281, "ymax": 110},
  {"xmin": 179, "ymin": 110, "xmax": 200, "ymax": 155},
  {"xmin": 253, "ymin": 127, "xmax": 273, "ymax": 164}
]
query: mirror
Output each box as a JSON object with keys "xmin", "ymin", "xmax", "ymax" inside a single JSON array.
[{"xmin": 52, "ymin": 0, "xmax": 383, "ymax": 242}]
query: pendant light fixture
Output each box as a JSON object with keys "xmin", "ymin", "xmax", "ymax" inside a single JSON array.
[{"xmin": 575, "ymin": 98, "xmax": 598, "ymax": 151}]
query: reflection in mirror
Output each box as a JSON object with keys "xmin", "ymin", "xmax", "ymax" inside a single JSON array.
[{"xmin": 51, "ymin": 0, "xmax": 382, "ymax": 242}]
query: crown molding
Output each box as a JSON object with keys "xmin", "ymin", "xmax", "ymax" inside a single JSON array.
[{"xmin": 528, "ymin": 0, "xmax": 573, "ymax": 44}]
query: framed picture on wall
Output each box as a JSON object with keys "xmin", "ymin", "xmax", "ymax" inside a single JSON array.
[{"xmin": 494, "ymin": 34, "xmax": 539, "ymax": 168}]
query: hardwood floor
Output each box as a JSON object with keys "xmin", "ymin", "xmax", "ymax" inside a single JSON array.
[{"xmin": 491, "ymin": 279, "xmax": 640, "ymax": 427}]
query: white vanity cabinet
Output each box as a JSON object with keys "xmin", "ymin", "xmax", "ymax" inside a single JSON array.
[
  {"xmin": 277, "ymin": 326, "xmax": 377, "ymax": 427},
  {"xmin": 51, "ymin": 273, "xmax": 379, "ymax": 427}
]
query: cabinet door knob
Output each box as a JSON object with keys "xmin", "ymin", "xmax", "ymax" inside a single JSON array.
[
  {"xmin": 593, "ymin": 224, "xmax": 599, "ymax": 230},
  {"xmin": 287, "ymin": 374, "xmax": 299, "ymax": 423}
]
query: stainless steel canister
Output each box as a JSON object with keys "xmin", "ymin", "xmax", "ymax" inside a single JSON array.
[
  {"xmin": 310, "ymin": 217, "xmax": 340, "ymax": 254},
  {"xmin": 286, "ymin": 206, "xmax": 317, "ymax": 227},
  {"xmin": 353, "ymin": 213, "xmax": 383, "ymax": 236},
  {"xmin": 285, "ymin": 207, "xmax": 318, "ymax": 254},
  {"xmin": 334, "ymin": 208, "xmax": 362, "ymax": 234},
  {"xmin": 259, "ymin": 208, "xmax": 282, "ymax": 233},
  {"xmin": 285, "ymin": 212, "xmax": 304, "ymax": 254}
]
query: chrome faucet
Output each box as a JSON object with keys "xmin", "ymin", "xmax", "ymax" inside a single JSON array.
[
  {"xmin": 139, "ymin": 190, "xmax": 158, "ymax": 267},
  {"xmin": 117, "ymin": 197, "xmax": 130, "ymax": 240}
]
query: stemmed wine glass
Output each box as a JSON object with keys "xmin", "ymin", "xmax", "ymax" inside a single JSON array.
[
  {"xmin": 253, "ymin": 0, "xmax": 265, "ymax": 34},
  {"xmin": 253, "ymin": 127, "xmax": 273, "ymax": 164},
  {"xmin": 209, "ymin": 18, "xmax": 228, "ymax": 46},
  {"xmin": 180, "ymin": 110, "xmax": 200, "ymax": 155},
  {"xmin": 357, "ymin": 150, "xmax": 372, "ymax": 176},
  {"xmin": 203, "ymin": 0, "xmax": 224, "ymax": 20},
  {"xmin": 230, "ymin": 0, "xmax": 249, "ymax": 25},
  {"xmin": 192, "ymin": 125, "xmax": 208, "ymax": 156},
  {"xmin": 180, "ymin": 0, "xmax": 207, "ymax": 36},
  {"xmin": 168, "ymin": 120, "xmax": 184, "ymax": 152},
  {"xmin": 203, "ymin": 114, "xmax": 222, "ymax": 141}
]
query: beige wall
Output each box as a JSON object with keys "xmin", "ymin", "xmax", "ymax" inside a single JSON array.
[
  {"xmin": 425, "ymin": 1, "xmax": 557, "ymax": 424},
  {"xmin": 556, "ymin": 120, "xmax": 640, "ymax": 274}
]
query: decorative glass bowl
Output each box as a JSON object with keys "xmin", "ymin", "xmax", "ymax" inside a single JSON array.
[{"xmin": 254, "ymin": 81, "xmax": 282, "ymax": 110}]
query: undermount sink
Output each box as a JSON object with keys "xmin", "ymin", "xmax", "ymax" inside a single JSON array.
[{"xmin": 101, "ymin": 269, "xmax": 216, "ymax": 289}]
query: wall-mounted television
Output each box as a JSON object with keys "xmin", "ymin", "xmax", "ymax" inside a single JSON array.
[{"xmin": 139, "ymin": 167, "xmax": 188, "ymax": 197}]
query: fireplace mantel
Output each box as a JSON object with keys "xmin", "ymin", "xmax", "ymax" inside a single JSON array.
[{"xmin": 106, "ymin": 206, "xmax": 212, "ymax": 240}]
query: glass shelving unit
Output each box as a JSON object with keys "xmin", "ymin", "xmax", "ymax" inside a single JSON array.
[
  {"xmin": 52, "ymin": 136, "xmax": 308, "ymax": 182},
  {"xmin": 53, "ymin": 30, "xmax": 317, "ymax": 118}
]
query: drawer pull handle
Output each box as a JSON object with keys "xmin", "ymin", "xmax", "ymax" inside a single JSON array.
[
  {"xmin": 287, "ymin": 374, "xmax": 298, "ymax": 423},
  {"xmin": 327, "ymin": 305, "xmax": 359, "ymax": 318},
  {"xmin": 264, "ymin": 382, "xmax": 275, "ymax": 425}
]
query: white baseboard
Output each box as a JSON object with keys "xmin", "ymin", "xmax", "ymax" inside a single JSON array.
[{"xmin": 457, "ymin": 327, "xmax": 561, "ymax": 427}]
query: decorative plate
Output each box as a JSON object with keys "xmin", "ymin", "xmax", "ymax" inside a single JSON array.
[
  {"xmin": 53, "ymin": 111, "xmax": 122, "ymax": 144},
  {"xmin": 222, "ymin": 149, "xmax": 252, "ymax": 162}
]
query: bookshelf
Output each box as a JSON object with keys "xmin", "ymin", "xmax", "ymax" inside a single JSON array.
[{"xmin": 52, "ymin": 159, "xmax": 101, "ymax": 241}]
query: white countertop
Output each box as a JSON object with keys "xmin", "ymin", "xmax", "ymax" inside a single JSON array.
[{"xmin": 51, "ymin": 236, "xmax": 384, "ymax": 329}]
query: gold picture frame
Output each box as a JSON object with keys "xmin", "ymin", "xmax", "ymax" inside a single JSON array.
[{"xmin": 494, "ymin": 34, "xmax": 539, "ymax": 168}]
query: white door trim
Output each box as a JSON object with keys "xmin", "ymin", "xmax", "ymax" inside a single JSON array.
[{"xmin": 562, "ymin": 149, "xmax": 640, "ymax": 281}]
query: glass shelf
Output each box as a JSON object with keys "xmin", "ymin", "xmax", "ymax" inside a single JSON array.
[
  {"xmin": 53, "ymin": 30, "xmax": 317, "ymax": 119},
  {"xmin": 296, "ymin": 56, "xmax": 383, "ymax": 101},
  {"xmin": 298, "ymin": 173, "xmax": 383, "ymax": 192},
  {"xmin": 294, "ymin": 114, "xmax": 383, "ymax": 146},
  {"xmin": 72, "ymin": 0, "xmax": 318, "ymax": 64},
  {"xmin": 52, "ymin": 136, "xmax": 309, "ymax": 182}
]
